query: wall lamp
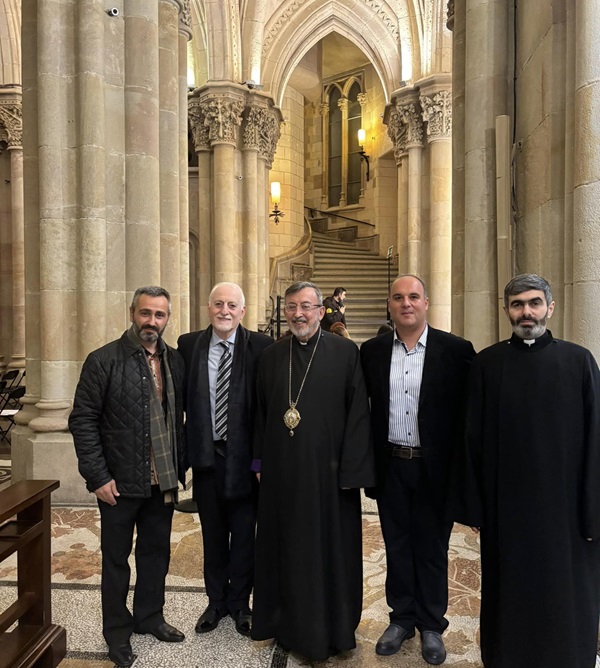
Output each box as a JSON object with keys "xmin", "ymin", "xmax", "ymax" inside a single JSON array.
[
  {"xmin": 358, "ymin": 128, "xmax": 370, "ymax": 182},
  {"xmin": 269, "ymin": 181, "xmax": 285, "ymax": 225}
]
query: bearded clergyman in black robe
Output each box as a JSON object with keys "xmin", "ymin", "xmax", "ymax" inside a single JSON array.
[
  {"xmin": 452, "ymin": 274, "xmax": 600, "ymax": 668},
  {"xmin": 250, "ymin": 281, "xmax": 375, "ymax": 661}
]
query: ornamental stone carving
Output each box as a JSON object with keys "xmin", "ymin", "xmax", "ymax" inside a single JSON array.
[
  {"xmin": 395, "ymin": 102, "xmax": 423, "ymax": 148},
  {"xmin": 337, "ymin": 97, "xmax": 348, "ymax": 112},
  {"xmin": 357, "ymin": 93, "xmax": 368, "ymax": 107},
  {"xmin": 447, "ymin": 0, "xmax": 455, "ymax": 31},
  {"xmin": 420, "ymin": 90, "xmax": 452, "ymax": 141},
  {"xmin": 199, "ymin": 95, "xmax": 245, "ymax": 146},
  {"xmin": 180, "ymin": 0, "xmax": 191, "ymax": 29},
  {"xmin": 319, "ymin": 103, "xmax": 330, "ymax": 117},
  {"xmin": 188, "ymin": 98, "xmax": 211, "ymax": 151},
  {"xmin": 0, "ymin": 100, "xmax": 23, "ymax": 148},
  {"xmin": 386, "ymin": 109, "xmax": 408, "ymax": 165},
  {"xmin": 258, "ymin": 108, "xmax": 282, "ymax": 168}
]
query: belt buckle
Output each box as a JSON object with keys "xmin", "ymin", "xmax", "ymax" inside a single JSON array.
[{"xmin": 403, "ymin": 447, "xmax": 413, "ymax": 460}]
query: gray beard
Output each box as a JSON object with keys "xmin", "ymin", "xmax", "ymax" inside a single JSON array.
[{"xmin": 512, "ymin": 322, "xmax": 546, "ymax": 339}]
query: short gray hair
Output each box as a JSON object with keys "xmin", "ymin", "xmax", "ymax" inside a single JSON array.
[
  {"xmin": 131, "ymin": 286, "xmax": 172, "ymax": 314},
  {"xmin": 503, "ymin": 274, "xmax": 552, "ymax": 307},
  {"xmin": 285, "ymin": 281, "xmax": 323, "ymax": 305}
]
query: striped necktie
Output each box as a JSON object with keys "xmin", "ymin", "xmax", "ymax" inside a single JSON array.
[{"xmin": 214, "ymin": 341, "xmax": 232, "ymax": 441}]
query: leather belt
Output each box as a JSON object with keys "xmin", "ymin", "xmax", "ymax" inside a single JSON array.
[{"xmin": 386, "ymin": 445, "xmax": 423, "ymax": 459}]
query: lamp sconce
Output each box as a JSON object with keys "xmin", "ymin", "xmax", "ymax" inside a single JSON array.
[
  {"xmin": 269, "ymin": 181, "xmax": 285, "ymax": 225},
  {"xmin": 358, "ymin": 129, "xmax": 370, "ymax": 182}
]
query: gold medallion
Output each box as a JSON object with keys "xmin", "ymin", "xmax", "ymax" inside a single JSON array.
[{"xmin": 283, "ymin": 405, "xmax": 301, "ymax": 431}]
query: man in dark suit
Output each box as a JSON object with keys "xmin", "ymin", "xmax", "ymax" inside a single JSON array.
[
  {"xmin": 360, "ymin": 275, "xmax": 475, "ymax": 665},
  {"xmin": 177, "ymin": 282, "xmax": 272, "ymax": 637}
]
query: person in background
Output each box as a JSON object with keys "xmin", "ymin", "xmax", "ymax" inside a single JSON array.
[{"xmin": 322, "ymin": 287, "xmax": 347, "ymax": 332}]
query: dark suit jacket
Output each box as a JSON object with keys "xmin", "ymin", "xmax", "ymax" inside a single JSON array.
[
  {"xmin": 360, "ymin": 326, "xmax": 475, "ymax": 501},
  {"xmin": 178, "ymin": 325, "xmax": 273, "ymax": 499}
]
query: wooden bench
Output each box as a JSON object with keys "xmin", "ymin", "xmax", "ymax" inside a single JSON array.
[{"xmin": 0, "ymin": 480, "xmax": 66, "ymax": 668}]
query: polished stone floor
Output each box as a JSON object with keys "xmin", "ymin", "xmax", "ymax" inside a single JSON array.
[{"xmin": 1, "ymin": 489, "xmax": 598, "ymax": 668}]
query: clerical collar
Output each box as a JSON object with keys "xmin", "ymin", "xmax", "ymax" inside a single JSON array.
[
  {"xmin": 295, "ymin": 328, "xmax": 322, "ymax": 347},
  {"xmin": 509, "ymin": 330, "xmax": 553, "ymax": 350}
]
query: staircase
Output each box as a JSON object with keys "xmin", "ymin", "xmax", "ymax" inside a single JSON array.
[{"xmin": 310, "ymin": 232, "xmax": 395, "ymax": 344}]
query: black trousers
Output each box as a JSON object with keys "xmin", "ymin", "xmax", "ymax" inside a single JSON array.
[
  {"xmin": 193, "ymin": 455, "xmax": 257, "ymax": 612},
  {"xmin": 98, "ymin": 486, "xmax": 174, "ymax": 646},
  {"xmin": 377, "ymin": 455, "xmax": 453, "ymax": 634}
]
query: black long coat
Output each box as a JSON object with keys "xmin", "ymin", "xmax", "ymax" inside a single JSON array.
[
  {"xmin": 251, "ymin": 331, "xmax": 375, "ymax": 661},
  {"xmin": 452, "ymin": 332, "xmax": 600, "ymax": 668}
]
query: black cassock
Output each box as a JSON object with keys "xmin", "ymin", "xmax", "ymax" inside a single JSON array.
[
  {"xmin": 251, "ymin": 330, "xmax": 375, "ymax": 661},
  {"xmin": 453, "ymin": 332, "xmax": 600, "ymax": 668}
]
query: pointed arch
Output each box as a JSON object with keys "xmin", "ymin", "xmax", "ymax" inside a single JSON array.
[
  {"xmin": 261, "ymin": 1, "xmax": 413, "ymax": 107},
  {"xmin": 0, "ymin": 0, "xmax": 21, "ymax": 84}
]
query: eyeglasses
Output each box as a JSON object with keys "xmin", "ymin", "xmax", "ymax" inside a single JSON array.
[{"xmin": 284, "ymin": 303, "xmax": 323, "ymax": 314}]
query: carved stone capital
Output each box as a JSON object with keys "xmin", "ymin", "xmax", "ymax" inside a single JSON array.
[
  {"xmin": 319, "ymin": 103, "xmax": 330, "ymax": 117},
  {"xmin": 395, "ymin": 102, "xmax": 423, "ymax": 148},
  {"xmin": 197, "ymin": 93, "xmax": 245, "ymax": 146},
  {"xmin": 386, "ymin": 109, "xmax": 408, "ymax": 165},
  {"xmin": 0, "ymin": 99, "xmax": 23, "ymax": 148},
  {"xmin": 338, "ymin": 97, "xmax": 348, "ymax": 112},
  {"xmin": 420, "ymin": 90, "xmax": 452, "ymax": 141},
  {"xmin": 256, "ymin": 107, "xmax": 282, "ymax": 167},
  {"xmin": 188, "ymin": 97, "xmax": 211, "ymax": 152},
  {"xmin": 447, "ymin": 0, "xmax": 455, "ymax": 31},
  {"xmin": 357, "ymin": 92, "xmax": 368, "ymax": 107}
]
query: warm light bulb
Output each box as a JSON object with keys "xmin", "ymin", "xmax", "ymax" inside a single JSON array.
[
  {"xmin": 358, "ymin": 128, "xmax": 366, "ymax": 147},
  {"xmin": 270, "ymin": 181, "xmax": 281, "ymax": 204}
]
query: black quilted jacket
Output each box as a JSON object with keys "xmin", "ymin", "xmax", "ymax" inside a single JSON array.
[{"xmin": 69, "ymin": 331, "xmax": 186, "ymax": 497}]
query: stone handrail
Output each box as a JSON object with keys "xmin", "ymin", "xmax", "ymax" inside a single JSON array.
[{"xmin": 269, "ymin": 214, "xmax": 314, "ymax": 299}]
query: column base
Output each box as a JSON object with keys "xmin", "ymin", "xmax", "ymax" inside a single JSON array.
[{"xmin": 11, "ymin": 427, "xmax": 93, "ymax": 505}]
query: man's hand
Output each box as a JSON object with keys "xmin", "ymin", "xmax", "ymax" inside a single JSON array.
[
  {"xmin": 256, "ymin": 472, "xmax": 261, "ymax": 483},
  {"xmin": 339, "ymin": 305, "xmax": 346, "ymax": 314},
  {"xmin": 95, "ymin": 479, "xmax": 120, "ymax": 506}
]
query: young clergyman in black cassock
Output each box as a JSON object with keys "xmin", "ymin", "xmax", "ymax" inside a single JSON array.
[
  {"xmin": 251, "ymin": 281, "xmax": 375, "ymax": 662},
  {"xmin": 452, "ymin": 274, "xmax": 600, "ymax": 668}
]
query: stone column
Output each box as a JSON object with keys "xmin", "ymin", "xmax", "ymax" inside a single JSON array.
[
  {"xmin": 449, "ymin": 0, "xmax": 466, "ymax": 336},
  {"xmin": 396, "ymin": 97, "xmax": 424, "ymax": 276},
  {"xmin": 125, "ymin": 2, "xmax": 161, "ymax": 292},
  {"xmin": 188, "ymin": 97, "xmax": 212, "ymax": 327},
  {"xmin": 241, "ymin": 104, "xmax": 263, "ymax": 330},
  {"xmin": 159, "ymin": 0, "xmax": 182, "ymax": 342},
  {"xmin": 464, "ymin": 0, "xmax": 509, "ymax": 349},
  {"xmin": 198, "ymin": 87, "xmax": 245, "ymax": 284},
  {"xmin": 178, "ymin": 4, "xmax": 192, "ymax": 333},
  {"xmin": 319, "ymin": 103, "xmax": 330, "ymax": 207},
  {"xmin": 420, "ymin": 82, "xmax": 452, "ymax": 331},
  {"xmin": 258, "ymin": 106, "xmax": 281, "ymax": 324},
  {"xmin": 0, "ymin": 96, "xmax": 25, "ymax": 370},
  {"xmin": 386, "ymin": 107, "xmax": 409, "ymax": 271},
  {"xmin": 338, "ymin": 97, "xmax": 349, "ymax": 207},
  {"xmin": 573, "ymin": 0, "xmax": 600, "ymax": 358}
]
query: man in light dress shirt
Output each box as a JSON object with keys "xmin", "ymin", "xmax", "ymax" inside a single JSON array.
[{"xmin": 360, "ymin": 275, "xmax": 475, "ymax": 665}]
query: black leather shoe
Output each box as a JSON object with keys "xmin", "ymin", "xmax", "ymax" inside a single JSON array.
[
  {"xmin": 375, "ymin": 624, "xmax": 415, "ymax": 656},
  {"xmin": 143, "ymin": 621, "xmax": 185, "ymax": 642},
  {"xmin": 421, "ymin": 631, "xmax": 446, "ymax": 665},
  {"xmin": 195, "ymin": 605, "xmax": 227, "ymax": 633},
  {"xmin": 231, "ymin": 608, "xmax": 252, "ymax": 637},
  {"xmin": 108, "ymin": 642, "xmax": 135, "ymax": 667}
]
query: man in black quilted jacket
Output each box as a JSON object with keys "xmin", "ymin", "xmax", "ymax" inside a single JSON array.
[{"xmin": 69, "ymin": 286, "xmax": 186, "ymax": 668}]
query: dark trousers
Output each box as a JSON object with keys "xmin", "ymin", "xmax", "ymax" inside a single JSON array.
[
  {"xmin": 193, "ymin": 455, "xmax": 257, "ymax": 612},
  {"xmin": 377, "ymin": 456, "xmax": 453, "ymax": 634},
  {"xmin": 98, "ymin": 486, "xmax": 174, "ymax": 646}
]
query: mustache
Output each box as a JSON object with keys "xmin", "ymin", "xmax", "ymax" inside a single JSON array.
[
  {"xmin": 142, "ymin": 325, "xmax": 159, "ymax": 332},
  {"xmin": 517, "ymin": 316, "xmax": 539, "ymax": 325}
]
